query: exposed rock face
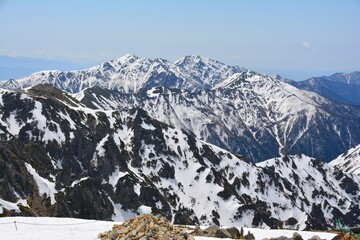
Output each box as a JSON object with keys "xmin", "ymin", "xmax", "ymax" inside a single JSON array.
[{"xmin": 0, "ymin": 85, "xmax": 360, "ymax": 230}]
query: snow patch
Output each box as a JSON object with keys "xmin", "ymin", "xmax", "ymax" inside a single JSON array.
[
  {"xmin": 106, "ymin": 167, "xmax": 128, "ymax": 188},
  {"xmin": 140, "ymin": 121, "xmax": 156, "ymax": 130},
  {"xmin": 70, "ymin": 177, "xmax": 90, "ymax": 187},
  {"xmin": 0, "ymin": 198, "xmax": 29, "ymax": 214},
  {"xmin": 25, "ymin": 163, "xmax": 57, "ymax": 205}
]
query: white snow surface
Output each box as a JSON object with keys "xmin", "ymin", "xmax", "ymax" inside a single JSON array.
[
  {"xmin": 25, "ymin": 163, "xmax": 57, "ymax": 205},
  {"xmin": 0, "ymin": 217, "xmax": 336, "ymax": 240},
  {"xmin": 330, "ymin": 144, "xmax": 360, "ymax": 174},
  {"xmin": 0, "ymin": 199, "xmax": 28, "ymax": 214}
]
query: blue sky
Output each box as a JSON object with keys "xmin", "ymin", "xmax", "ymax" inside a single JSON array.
[{"xmin": 0, "ymin": 0, "xmax": 359, "ymax": 80}]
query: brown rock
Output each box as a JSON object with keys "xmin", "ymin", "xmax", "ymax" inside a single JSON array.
[
  {"xmin": 203, "ymin": 225, "xmax": 232, "ymax": 238},
  {"xmin": 308, "ymin": 236, "xmax": 321, "ymax": 240},
  {"xmin": 293, "ymin": 232, "xmax": 303, "ymax": 240},
  {"xmin": 98, "ymin": 214, "xmax": 195, "ymax": 240},
  {"xmin": 226, "ymin": 226, "xmax": 241, "ymax": 238}
]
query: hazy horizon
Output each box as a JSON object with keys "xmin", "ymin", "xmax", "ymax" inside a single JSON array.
[
  {"xmin": 0, "ymin": 54, "xmax": 348, "ymax": 81},
  {"xmin": 1, "ymin": 0, "xmax": 359, "ymax": 80}
]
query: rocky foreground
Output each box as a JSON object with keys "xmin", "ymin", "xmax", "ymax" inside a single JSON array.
[
  {"xmin": 98, "ymin": 214, "xmax": 195, "ymax": 240},
  {"xmin": 98, "ymin": 214, "xmax": 256, "ymax": 240},
  {"xmin": 98, "ymin": 214, "xmax": 344, "ymax": 240}
]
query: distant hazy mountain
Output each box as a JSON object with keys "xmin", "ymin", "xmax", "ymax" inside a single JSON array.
[
  {"xmin": 289, "ymin": 72, "xmax": 360, "ymax": 105},
  {"xmin": 0, "ymin": 55, "xmax": 92, "ymax": 80}
]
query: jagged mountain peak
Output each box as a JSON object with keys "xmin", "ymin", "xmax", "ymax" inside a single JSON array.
[
  {"xmin": 175, "ymin": 55, "xmax": 217, "ymax": 66},
  {"xmin": 0, "ymin": 78, "xmax": 20, "ymax": 89},
  {"xmin": 213, "ymin": 69, "xmax": 265, "ymax": 89},
  {"xmin": 119, "ymin": 53, "xmax": 140, "ymax": 60},
  {"xmin": 174, "ymin": 55, "xmax": 246, "ymax": 88}
]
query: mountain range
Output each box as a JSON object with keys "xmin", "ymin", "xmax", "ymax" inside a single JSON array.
[
  {"xmin": 0, "ymin": 85, "xmax": 359, "ymax": 230},
  {"xmin": 284, "ymin": 71, "xmax": 360, "ymax": 106},
  {"xmin": 1, "ymin": 54, "xmax": 359, "ymax": 162}
]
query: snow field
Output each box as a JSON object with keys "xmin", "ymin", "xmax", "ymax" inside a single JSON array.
[{"xmin": 0, "ymin": 217, "xmax": 336, "ymax": 240}]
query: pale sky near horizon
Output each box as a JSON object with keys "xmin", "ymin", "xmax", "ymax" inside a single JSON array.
[{"xmin": 0, "ymin": 0, "xmax": 359, "ymax": 80}]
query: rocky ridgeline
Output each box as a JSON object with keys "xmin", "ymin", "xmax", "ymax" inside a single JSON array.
[{"xmin": 98, "ymin": 214, "xmax": 254, "ymax": 239}]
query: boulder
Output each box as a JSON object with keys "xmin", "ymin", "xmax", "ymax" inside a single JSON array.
[
  {"xmin": 203, "ymin": 225, "xmax": 232, "ymax": 238},
  {"xmin": 226, "ymin": 226, "xmax": 241, "ymax": 239},
  {"xmin": 308, "ymin": 235, "xmax": 321, "ymax": 240},
  {"xmin": 293, "ymin": 232, "xmax": 303, "ymax": 240}
]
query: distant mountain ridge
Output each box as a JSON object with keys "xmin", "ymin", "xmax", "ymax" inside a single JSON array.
[
  {"xmin": 0, "ymin": 55, "xmax": 92, "ymax": 80},
  {"xmin": 0, "ymin": 54, "xmax": 246, "ymax": 93},
  {"xmin": 288, "ymin": 71, "xmax": 360, "ymax": 105}
]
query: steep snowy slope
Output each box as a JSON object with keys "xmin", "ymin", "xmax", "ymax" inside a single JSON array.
[
  {"xmin": 330, "ymin": 145, "xmax": 360, "ymax": 175},
  {"xmin": 0, "ymin": 85, "xmax": 359, "ymax": 230},
  {"xmin": 257, "ymin": 155, "xmax": 360, "ymax": 230}
]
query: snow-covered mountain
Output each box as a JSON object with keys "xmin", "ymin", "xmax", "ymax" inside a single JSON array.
[
  {"xmin": 0, "ymin": 54, "xmax": 246, "ymax": 93},
  {"xmin": 330, "ymin": 145, "xmax": 360, "ymax": 175},
  {"xmin": 74, "ymin": 77, "xmax": 360, "ymax": 162},
  {"xmin": 2, "ymin": 54, "xmax": 360, "ymax": 161},
  {"xmin": 0, "ymin": 85, "xmax": 359, "ymax": 230}
]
